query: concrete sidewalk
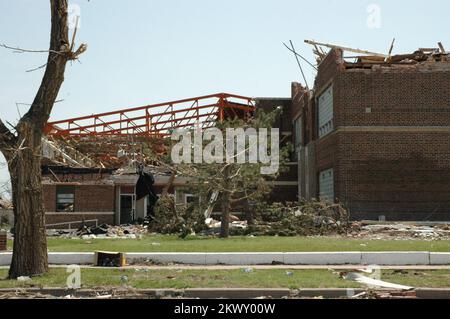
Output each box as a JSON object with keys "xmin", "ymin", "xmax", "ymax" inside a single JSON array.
[
  {"xmin": 3, "ymin": 264, "xmax": 450, "ymax": 270},
  {"xmin": 2, "ymin": 251, "xmax": 450, "ymax": 266}
]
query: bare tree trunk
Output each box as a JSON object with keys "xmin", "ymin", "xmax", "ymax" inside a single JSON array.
[
  {"xmin": 220, "ymin": 165, "xmax": 231, "ymax": 238},
  {"xmin": 0, "ymin": 0, "xmax": 77, "ymax": 278},
  {"xmin": 8, "ymin": 140, "xmax": 48, "ymax": 278}
]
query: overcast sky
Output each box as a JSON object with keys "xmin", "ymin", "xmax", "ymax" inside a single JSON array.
[{"xmin": 1, "ymin": 0, "xmax": 449, "ymax": 195}]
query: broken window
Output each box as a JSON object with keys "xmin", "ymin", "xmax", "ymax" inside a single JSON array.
[
  {"xmin": 56, "ymin": 186, "xmax": 75, "ymax": 212},
  {"xmin": 185, "ymin": 194, "xmax": 199, "ymax": 204}
]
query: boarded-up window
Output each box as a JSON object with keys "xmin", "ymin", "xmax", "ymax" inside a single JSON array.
[
  {"xmin": 319, "ymin": 168, "xmax": 334, "ymax": 203},
  {"xmin": 56, "ymin": 186, "xmax": 75, "ymax": 212},
  {"xmin": 318, "ymin": 86, "xmax": 333, "ymax": 138}
]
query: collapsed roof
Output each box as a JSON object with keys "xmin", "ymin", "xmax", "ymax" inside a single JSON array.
[
  {"xmin": 305, "ymin": 39, "xmax": 450, "ymax": 70},
  {"xmin": 42, "ymin": 93, "xmax": 255, "ymax": 169}
]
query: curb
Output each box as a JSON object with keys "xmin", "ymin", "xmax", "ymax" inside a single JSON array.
[{"xmin": 1, "ymin": 252, "xmax": 450, "ymax": 266}]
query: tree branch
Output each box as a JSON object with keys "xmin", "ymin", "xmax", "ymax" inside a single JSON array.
[
  {"xmin": 0, "ymin": 43, "xmax": 65, "ymax": 55},
  {"xmin": 0, "ymin": 118, "xmax": 17, "ymax": 157},
  {"xmin": 231, "ymin": 188, "xmax": 263, "ymax": 203},
  {"xmin": 18, "ymin": 0, "xmax": 72, "ymax": 138}
]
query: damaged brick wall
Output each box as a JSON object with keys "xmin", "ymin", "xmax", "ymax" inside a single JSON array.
[
  {"xmin": 315, "ymin": 48, "xmax": 344, "ymax": 94},
  {"xmin": 297, "ymin": 48, "xmax": 450, "ymax": 220},
  {"xmin": 42, "ymin": 183, "xmax": 116, "ymax": 227}
]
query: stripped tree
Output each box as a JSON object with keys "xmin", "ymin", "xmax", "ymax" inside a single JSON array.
[
  {"xmin": 0, "ymin": 0, "xmax": 86, "ymax": 278},
  {"xmin": 145, "ymin": 109, "xmax": 292, "ymax": 238}
]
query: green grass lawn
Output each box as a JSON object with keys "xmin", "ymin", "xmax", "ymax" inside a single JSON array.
[
  {"xmin": 6, "ymin": 235, "xmax": 449, "ymax": 252},
  {"xmin": 0, "ymin": 268, "xmax": 449, "ymax": 289}
]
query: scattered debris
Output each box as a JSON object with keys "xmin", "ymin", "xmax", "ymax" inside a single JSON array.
[
  {"xmin": 349, "ymin": 222, "xmax": 450, "ymax": 240},
  {"xmin": 95, "ymin": 251, "xmax": 126, "ymax": 267},
  {"xmin": 47, "ymin": 223, "xmax": 147, "ymax": 239},
  {"xmin": 304, "ymin": 39, "xmax": 450, "ymax": 67},
  {"xmin": 149, "ymin": 195, "xmax": 207, "ymax": 238},
  {"xmin": 342, "ymin": 272, "xmax": 413, "ymax": 290},
  {"xmin": 246, "ymin": 200, "xmax": 352, "ymax": 236},
  {"xmin": 350, "ymin": 290, "xmax": 417, "ymax": 300},
  {"xmin": 127, "ymin": 257, "xmax": 167, "ymax": 266},
  {"xmin": 202, "ymin": 218, "xmax": 248, "ymax": 235}
]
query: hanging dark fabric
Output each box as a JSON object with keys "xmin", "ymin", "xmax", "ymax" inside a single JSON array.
[{"xmin": 136, "ymin": 171, "xmax": 158, "ymax": 202}]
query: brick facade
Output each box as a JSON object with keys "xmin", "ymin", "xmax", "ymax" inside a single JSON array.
[
  {"xmin": 43, "ymin": 183, "xmax": 115, "ymax": 213},
  {"xmin": 296, "ymin": 48, "xmax": 450, "ymax": 221},
  {"xmin": 0, "ymin": 231, "xmax": 6, "ymax": 251},
  {"xmin": 43, "ymin": 182, "xmax": 116, "ymax": 228},
  {"xmin": 42, "ymin": 168, "xmax": 117, "ymax": 227}
]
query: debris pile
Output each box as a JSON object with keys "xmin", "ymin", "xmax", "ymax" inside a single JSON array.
[
  {"xmin": 247, "ymin": 200, "xmax": 352, "ymax": 236},
  {"xmin": 304, "ymin": 39, "xmax": 450, "ymax": 70},
  {"xmin": 47, "ymin": 224, "xmax": 147, "ymax": 239},
  {"xmin": 349, "ymin": 223, "xmax": 450, "ymax": 240},
  {"xmin": 202, "ymin": 217, "xmax": 248, "ymax": 236},
  {"xmin": 149, "ymin": 199, "xmax": 353, "ymax": 237},
  {"xmin": 148, "ymin": 195, "xmax": 207, "ymax": 238}
]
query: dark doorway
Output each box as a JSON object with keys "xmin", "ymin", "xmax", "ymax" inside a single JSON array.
[{"xmin": 120, "ymin": 195, "xmax": 134, "ymax": 224}]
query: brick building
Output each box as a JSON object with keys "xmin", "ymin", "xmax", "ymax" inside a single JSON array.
[
  {"xmin": 40, "ymin": 48, "xmax": 450, "ymax": 225},
  {"xmin": 293, "ymin": 48, "xmax": 450, "ymax": 221},
  {"xmin": 40, "ymin": 94, "xmax": 300, "ymax": 228},
  {"xmin": 41, "ymin": 165, "xmax": 189, "ymax": 227},
  {"xmin": 42, "ymin": 166, "xmax": 117, "ymax": 227}
]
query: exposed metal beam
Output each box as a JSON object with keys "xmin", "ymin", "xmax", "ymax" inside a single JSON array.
[{"xmin": 304, "ymin": 39, "xmax": 388, "ymax": 58}]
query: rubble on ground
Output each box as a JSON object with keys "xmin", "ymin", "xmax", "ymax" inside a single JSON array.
[
  {"xmin": 42, "ymin": 197, "xmax": 450, "ymax": 240},
  {"xmin": 148, "ymin": 195, "xmax": 207, "ymax": 238},
  {"xmin": 244, "ymin": 200, "xmax": 352, "ymax": 236},
  {"xmin": 349, "ymin": 290, "xmax": 417, "ymax": 300},
  {"xmin": 200, "ymin": 218, "xmax": 248, "ymax": 236},
  {"xmin": 46, "ymin": 224, "xmax": 147, "ymax": 239},
  {"xmin": 348, "ymin": 222, "xmax": 450, "ymax": 240}
]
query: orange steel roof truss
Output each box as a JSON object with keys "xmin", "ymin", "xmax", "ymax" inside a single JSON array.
[{"xmin": 45, "ymin": 93, "xmax": 255, "ymax": 138}]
